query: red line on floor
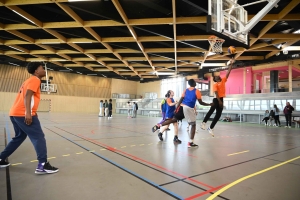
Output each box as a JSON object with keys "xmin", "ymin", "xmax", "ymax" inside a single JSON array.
[
  {"xmin": 78, "ymin": 134, "xmax": 214, "ymax": 189},
  {"xmin": 184, "ymin": 184, "xmax": 227, "ymax": 200},
  {"xmin": 91, "ymin": 130, "xmax": 95, "ymax": 134}
]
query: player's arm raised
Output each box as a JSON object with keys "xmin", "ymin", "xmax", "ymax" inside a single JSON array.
[{"xmin": 226, "ymin": 59, "xmax": 234, "ymax": 79}]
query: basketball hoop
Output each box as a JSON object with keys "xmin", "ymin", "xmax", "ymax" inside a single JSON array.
[{"xmin": 208, "ymin": 36, "xmax": 225, "ymax": 53}]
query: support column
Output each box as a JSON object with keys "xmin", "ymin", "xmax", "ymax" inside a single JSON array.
[
  {"xmin": 270, "ymin": 70, "xmax": 279, "ymax": 93},
  {"xmin": 288, "ymin": 62, "xmax": 293, "ymax": 92}
]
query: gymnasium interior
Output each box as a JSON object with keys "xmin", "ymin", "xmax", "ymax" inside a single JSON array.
[{"xmin": 1, "ymin": 0, "xmax": 300, "ymax": 199}]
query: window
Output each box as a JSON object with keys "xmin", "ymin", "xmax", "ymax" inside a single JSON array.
[{"xmin": 161, "ymin": 77, "xmax": 186, "ymax": 98}]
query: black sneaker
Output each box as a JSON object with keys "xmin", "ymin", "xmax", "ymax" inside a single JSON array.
[
  {"xmin": 35, "ymin": 162, "xmax": 59, "ymax": 174},
  {"xmin": 188, "ymin": 142, "xmax": 198, "ymax": 148},
  {"xmin": 0, "ymin": 159, "xmax": 10, "ymax": 168},
  {"xmin": 152, "ymin": 124, "xmax": 160, "ymax": 132},
  {"xmin": 158, "ymin": 133, "xmax": 163, "ymax": 141},
  {"xmin": 174, "ymin": 136, "xmax": 182, "ymax": 144}
]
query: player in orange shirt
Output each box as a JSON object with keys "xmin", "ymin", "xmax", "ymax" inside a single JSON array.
[
  {"xmin": 201, "ymin": 59, "xmax": 234, "ymax": 137},
  {"xmin": 0, "ymin": 62, "xmax": 59, "ymax": 174}
]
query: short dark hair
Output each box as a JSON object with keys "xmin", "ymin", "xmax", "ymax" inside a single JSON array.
[
  {"xmin": 188, "ymin": 79, "xmax": 196, "ymax": 86},
  {"xmin": 27, "ymin": 62, "xmax": 43, "ymax": 74}
]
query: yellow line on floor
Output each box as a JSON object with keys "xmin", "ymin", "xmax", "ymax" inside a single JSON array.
[
  {"xmin": 121, "ymin": 146, "xmax": 126, "ymax": 148},
  {"xmin": 100, "ymin": 149, "xmax": 106, "ymax": 151},
  {"xmin": 11, "ymin": 163, "xmax": 22, "ymax": 166},
  {"xmin": 139, "ymin": 144, "xmax": 144, "ymax": 146},
  {"xmin": 76, "ymin": 152, "xmax": 83, "ymax": 154},
  {"xmin": 89, "ymin": 150, "xmax": 95, "ymax": 152},
  {"xmin": 207, "ymin": 156, "xmax": 300, "ymax": 200},
  {"xmin": 62, "ymin": 154, "xmax": 70, "ymax": 157},
  {"xmin": 47, "ymin": 157, "xmax": 56, "ymax": 160},
  {"xmin": 30, "ymin": 160, "xmax": 38, "ymax": 162},
  {"xmin": 227, "ymin": 150, "xmax": 249, "ymax": 156},
  {"xmin": 130, "ymin": 145, "xmax": 136, "ymax": 147}
]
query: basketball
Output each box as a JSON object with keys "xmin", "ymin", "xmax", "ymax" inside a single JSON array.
[{"xmin": 228, "ymin": 46, "xmax": 236, "ymax": 54}]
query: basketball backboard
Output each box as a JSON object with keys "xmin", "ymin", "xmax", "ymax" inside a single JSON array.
[{"xmin": 207, "ymin": 0, "xmax": 280, "ymax": 49}]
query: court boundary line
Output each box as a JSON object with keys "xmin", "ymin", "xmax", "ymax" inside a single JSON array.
[
  {"xmin": 207, "ymin": 156, "xmax": 300, "ymax": 200},
  {"xmin": 159, "ymin": 145, "xmax": 300, "ymax": 186}
]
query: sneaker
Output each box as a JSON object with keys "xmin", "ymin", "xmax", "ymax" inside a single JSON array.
[
  {"xmin": 173, "ymin": 136, "xmax": 182, "ymax": 143},
  {"xmin": 285, "ymin": 126, "xmax": 288, "ymax": 128},
  {"xmin": 207, "ymin": 127, "xmax": 214, "ymax": 137},
  {"xmin": 200, "ymin": 122, "xmax": 206, "ymax": 130},
  {"xmin": 35, "ymin": 162, "xmax": 59, "ymax": 174},
  {"xmin": 0, "ymin": 159, "xmax": 10, "ymax": 168},
  {"xmin": 152, "ymin": 124, "xmax": 160, "ymax": 132},
  {"xmin": 188, "ymin": 142, "xmax": 198, "ymax": 148},
  {"xmin": 288, "ymin": 126, "xmax": 291, "ymax": 128},
  {"xmin": 265, "ymin": 123, "xmax": 267, "ymax": 126},
  {"xmin": 158, "ymin": 133, "xmax": 163, "ymax": 141}
]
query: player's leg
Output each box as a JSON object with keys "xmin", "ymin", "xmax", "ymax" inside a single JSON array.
[
  {"xmin": 208, "ymin": 99, "xmax": 223, "ymax": 137},
  {"xmin": 201, "ymin": 98, "xmax": 217, "ymax": 130}
]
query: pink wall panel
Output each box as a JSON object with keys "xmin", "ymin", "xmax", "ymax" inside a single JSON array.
[{"xmin": 219, "ymin": 67, "xmax": 252, "ymax": 94}]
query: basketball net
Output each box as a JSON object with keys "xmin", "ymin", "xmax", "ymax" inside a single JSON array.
[{"xmin": 208, "ymin": 36, "xmax": 225, "ymax": 53}]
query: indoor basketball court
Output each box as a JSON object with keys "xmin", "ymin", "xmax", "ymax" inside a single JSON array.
[{"xmin": 0, "ymin": 0, "xmax": 300, "ymax": 200}]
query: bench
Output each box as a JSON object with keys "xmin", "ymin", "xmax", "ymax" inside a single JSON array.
[{"xmin": 148, "ymin": 111, "xmax": 160, "ymax": 117}]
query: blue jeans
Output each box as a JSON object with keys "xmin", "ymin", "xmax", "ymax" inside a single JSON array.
[{"xmin": 0, "ymin": 116, "xmax": 47, "ymax": 163}]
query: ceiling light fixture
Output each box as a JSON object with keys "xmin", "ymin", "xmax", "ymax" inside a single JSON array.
[
  {"xmin": 12, "ymin": 10, "xmax": 36, "ymax": 25},
  {"xmin": 137, "ymin": 43, "xmax": 143, "ymax": 51},
  {"xmin": 8, "ymin": 46, "xmax": 24, "ymax": 52},
  {"xmin": 8, "ymin": 62, "xmax": 20, "ymax": 66},
  {"xmin": 129, "ymin": 29, "xmax": 136, "ymax": 40},
  {"xmin": 87, "ymin": 54, "xmax": 95, "ymax": 60}
]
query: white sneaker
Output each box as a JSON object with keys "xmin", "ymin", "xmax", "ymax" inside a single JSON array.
[
  {"xmin": 284, "ymin": 126, "xmax": 288, "ymax": 128},
  {"xmin": 201, "ymin": 122, "xmax": 206, "ymax": 130},
  {"xmin": 207, "ymin": 127, "xmax": 214, "ymax": 137},
  {"xmin": 265, "ymin": 124, "xmax": 267, "ymax": 126},
  {"xmin": 288, "ymin": 126, "xmax": 291, "ymax": 128}
]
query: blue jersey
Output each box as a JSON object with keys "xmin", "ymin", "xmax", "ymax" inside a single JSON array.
[
  {"xmin": 182, "ymin": 88, "xmax": 197, "ymax": 108},
  {"xmin": 166, "ymin": 98, "xmax": 175, "ymax": 119}
]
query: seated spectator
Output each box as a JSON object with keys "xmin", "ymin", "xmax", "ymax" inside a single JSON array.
[
  {"xmin": 222, "ymin": 116, "xmax": 232, "ymax": 122},
  {"xmin": 261, "ymin": 110, "xmax": 270, "ymax": 126}
]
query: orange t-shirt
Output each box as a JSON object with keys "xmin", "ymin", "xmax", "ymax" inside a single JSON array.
[
  {"xmin": 9, "ymin": 76, "xmax": 41, "ymax": 116},
  {"xmin": 213, "ymin": 77, "xmax": 227, "ymax": 98}
]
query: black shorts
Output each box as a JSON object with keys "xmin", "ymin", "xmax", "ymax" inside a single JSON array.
[{"xmin": 174, "ymin": 106, "xmax": 185, "ymax": 121}]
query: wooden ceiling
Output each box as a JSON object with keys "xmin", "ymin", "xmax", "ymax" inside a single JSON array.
[{"xmin": 0, "ymin": 0, "xmax": 300, "ymax": 81}]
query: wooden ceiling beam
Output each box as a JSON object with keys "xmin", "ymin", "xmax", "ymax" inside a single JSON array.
[
  {"xmin": 6, "ymin": 5, "xmax": 42, "ymax": 27},
  {"xmin": 248, "ymin": 14, "xmax": 300, "ymax": 21},
  {"xmin": 6, "ymin": 30, "xmax": 34, "ymax": 43},
  {"xmin": 6, "ymin": 54, "xmax": 26, "ymax": 61},
  {"xmin": 261, "ymin": 34, "xmax": 300, "ymax": 39}
]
